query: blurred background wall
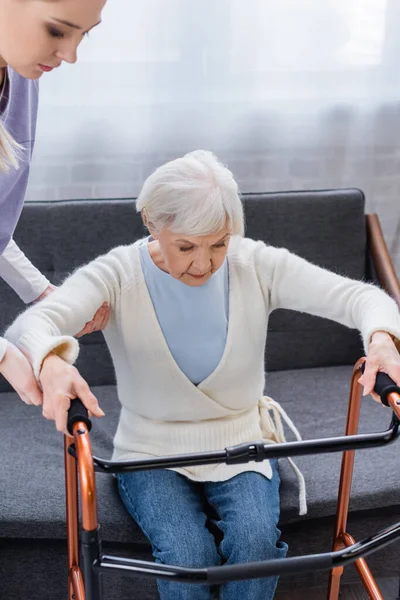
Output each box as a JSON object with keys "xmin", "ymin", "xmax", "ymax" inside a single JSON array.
[{"xmin": 25, "ymin": 0, "xmax": 400, "ymax": 271}]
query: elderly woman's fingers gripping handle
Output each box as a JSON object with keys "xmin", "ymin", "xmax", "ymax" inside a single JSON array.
[
  {"xmin": 39, "ymin": 353, "xmax": 104, "ymax": 436},
  {"xmin": 360, "ymin": 362, "xmax": 400, "ymax": 407},
  {"xmin": 359, "ymin": 331, "xmax": 400, "ymax": 402}
]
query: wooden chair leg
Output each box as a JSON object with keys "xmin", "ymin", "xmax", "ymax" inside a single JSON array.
[
  {"xmin": 327, "ymin": 359, "xmax": 383, "ymax": 600},
  {"xmin": 65, "ymin": 436, "xmax": 85, "ymax": 600}
]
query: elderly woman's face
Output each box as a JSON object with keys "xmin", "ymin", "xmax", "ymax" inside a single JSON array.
[{"xmin": 149, "ymin": 226, "xmax": 231, "ymax": 287}]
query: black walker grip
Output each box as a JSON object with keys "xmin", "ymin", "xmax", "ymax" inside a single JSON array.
[
  {"xmin": 67, "ymin": 398, "xmax": 92, "ymax": 435},
  {"xmin": 361, "ymin": 363, "xmax": 400, "ymax": 407}
]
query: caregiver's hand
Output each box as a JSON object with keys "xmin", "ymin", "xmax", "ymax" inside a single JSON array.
[
  {"xmin": 39, "ymin": 353, "xmax": 105, "ymax": 435},
  {"xmin": 34, "ymin": 283, "xmax": 57, "ymax": 302},
  {"xmin": 35, "ymin": 286, "xmax": 111, "ymax": 338},
  {"xmin": 359, "ymin": 331, "xmax": 400, "ymax": 402},
  {"xmin": 75, "ymin": 302, "xmax": 110, "ymax": 338},
  {"xmin": 0, "ymin": 342, "xmax": 43, "ymax": 406}
]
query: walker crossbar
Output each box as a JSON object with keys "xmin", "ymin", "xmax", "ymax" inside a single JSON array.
[
  {"xmin": 68, "ymin": 416, "xmax": 399, "ymax": 473},
  {"xmin": 94, "ymin": 520, "xmax": 400, "ymax": 583}
]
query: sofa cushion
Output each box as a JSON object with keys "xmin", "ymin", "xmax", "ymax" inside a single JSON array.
[
  {"xmin": 1, "ymin": 365, "xmax": 398, "ymax": 545},
  {"xmin": 244, "ymin": 190, "xmax": 367, "ymax": 370}
]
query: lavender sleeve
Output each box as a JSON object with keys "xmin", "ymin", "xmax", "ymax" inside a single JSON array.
[
  {"xmin": 0, "ymin": 239, "xmax": 49, "ymax": 302},
  {"xmin": 0, "ymin": 67, "xmax": 39, "ymax": 255}
]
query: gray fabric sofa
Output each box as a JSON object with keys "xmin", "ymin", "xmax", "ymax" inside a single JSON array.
[{"xmin": 1, "ymin": 189, "xmax": 399, "ymax": 600}]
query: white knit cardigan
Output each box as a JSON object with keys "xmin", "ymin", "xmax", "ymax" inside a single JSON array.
[{"xmin": 6, "ymin": 236, "xmax": 400, "ymax": 515}]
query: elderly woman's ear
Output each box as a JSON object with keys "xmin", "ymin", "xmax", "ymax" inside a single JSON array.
[
  {"xmin": 141, "ymin": 209, "xmax": 155, "ymax": 237},
  {"xmin": 141, "ymin": 209, "xmax": 148, "ymax": 229}
]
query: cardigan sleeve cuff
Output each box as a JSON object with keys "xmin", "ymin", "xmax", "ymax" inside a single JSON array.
[
  {"xmin": 362, "ymin": 326, "xmax": 400, "ymax": 354},
  {"xmin": 15, "ymin": 331, "xmax": 80, "ymax": 380}
]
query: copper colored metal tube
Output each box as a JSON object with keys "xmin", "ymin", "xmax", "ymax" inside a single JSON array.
[
  {"xmin": 388, "ymin": 391, "xmax": 400, "ymax": 420},
  {"xmin": 327, "ymin": 538, "xmax": 345, "ymax": 600},
  {"xmin": 70, "ymin": 566, "xmax": 86, "ymax": 600},
  {"xmin": 74, "ymin": 422, "xmax": 99, "ymax": 532},
  {"xmin": 64, "ymin": 436, "xmax": 81, "ymax": 600},
  {"xmin": 327, "ymin": 357, "xmax": 400, "ymax": 600},
  {"xmin": 341, "ymin": 533, "xmax": 384, "ymax": 600},
  {"xmin": 333, "ymin": 359, "xmax": 365, "ymax": 540},
  {"xmin": 327, "ymin": 358, "xmax": 365, "ymax": 600},
  {"xmin": 327, "ymin": 570, "xmax": 342, "ymax": 600}
]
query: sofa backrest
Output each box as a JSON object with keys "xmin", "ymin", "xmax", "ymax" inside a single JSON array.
[{"xmin": 0, "ymin": 189, "xmax": 366, "ymax": 391}]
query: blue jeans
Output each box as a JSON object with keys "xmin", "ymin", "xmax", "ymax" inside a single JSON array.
[{"xmin": 117, "ymin": 460, "xmax": 287, "ymax": 600}]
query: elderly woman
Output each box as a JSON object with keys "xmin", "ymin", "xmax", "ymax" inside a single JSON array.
[{"xmin": 6, "ymin": 150, "xmax": 400, "ymax": 600}]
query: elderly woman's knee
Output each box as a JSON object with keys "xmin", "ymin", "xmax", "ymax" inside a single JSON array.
[{"xmin": 221, "ymin": 517, "xmax": 286, "ymax": 562}]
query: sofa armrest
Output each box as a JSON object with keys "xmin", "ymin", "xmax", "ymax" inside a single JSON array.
[{"xmin": 366, "ymin": 213, "xmax": 400, "ymax": 307}]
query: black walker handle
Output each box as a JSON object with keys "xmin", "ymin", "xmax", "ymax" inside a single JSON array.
[
  {"xmin": 67, "ymin": 398, "xmax": 92, "ymax": 435},
  {"xmin": 361, "ymin": 362, "xmax": 400, "ymax": 407}
]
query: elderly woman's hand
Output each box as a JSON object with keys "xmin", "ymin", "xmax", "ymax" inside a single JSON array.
[
  {"xmin": 39, "ymin": 353, "xmax": 105, "ymax": 435},
  {"xmin": 359, "ymin": 331, "xmax": 400, "ymax": 402}
]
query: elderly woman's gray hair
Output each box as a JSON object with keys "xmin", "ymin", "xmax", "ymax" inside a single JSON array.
[{"xmin": 136, "ymin": 150, "xmax": 245, "ymax": 237}]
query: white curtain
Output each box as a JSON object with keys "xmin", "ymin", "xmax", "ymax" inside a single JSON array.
[{"xmin": 27, "ymin": 0, "xmax": 400, "ymax": 270}]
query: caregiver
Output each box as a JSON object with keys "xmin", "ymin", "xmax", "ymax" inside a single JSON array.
[{"xmin": 0, "ymin": 0, "xmax": 109, "ymax": 409}]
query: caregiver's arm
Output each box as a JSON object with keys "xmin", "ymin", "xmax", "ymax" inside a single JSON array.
[
  {"xmin": 0, "ymin": 239, "xmax": 110, "ymax": 335},
  {"xmin": 0, "ymin": 238, "xmax": 50, "ymax": 303},
  {"xmin": 5, "ymin": 247, "xmax": 123, "ymax": 378}
]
